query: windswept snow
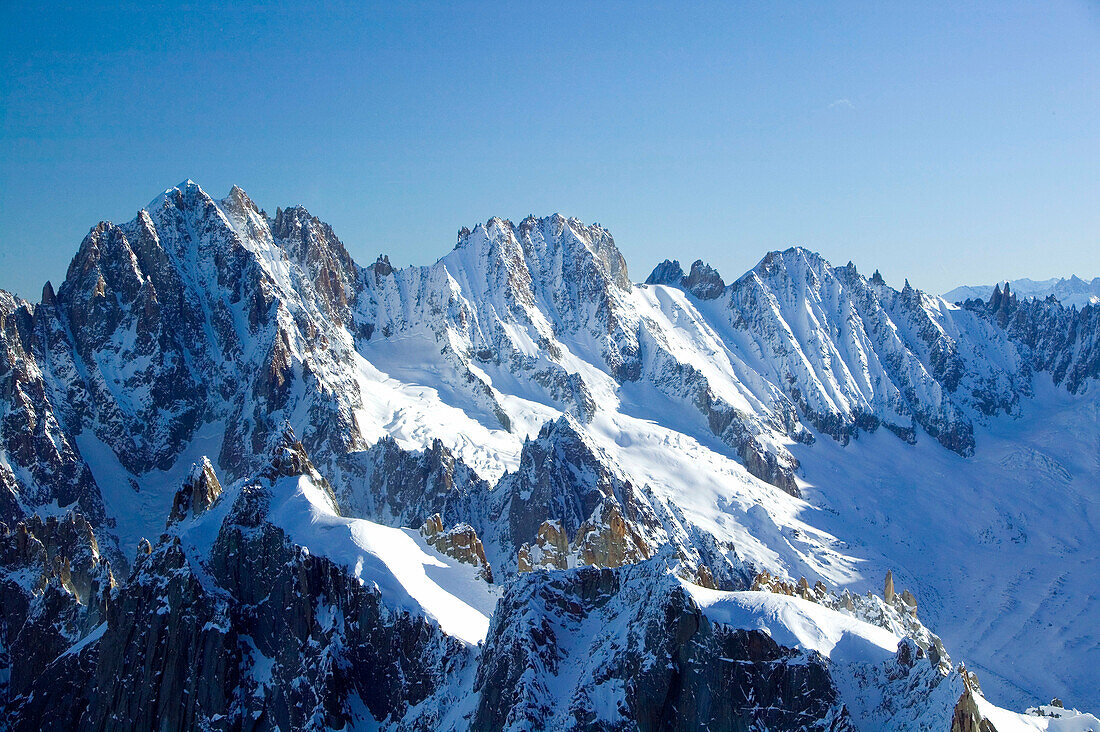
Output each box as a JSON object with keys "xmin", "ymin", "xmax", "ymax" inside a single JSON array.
[
  {"xmin": 684, "ymin": 583, "xmax": 901, "ymax": 665},
  {"xmin": 265, "ymin": 474, "xmax": 500, "ymax": 645}
]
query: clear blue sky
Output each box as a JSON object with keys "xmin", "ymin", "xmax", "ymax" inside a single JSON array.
[{"xmin": 2, "ymin": 1, "xmax": 1098, "ymax": 300}]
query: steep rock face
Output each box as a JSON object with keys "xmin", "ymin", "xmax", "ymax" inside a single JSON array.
[
  {"xmin": 53, "ymin": 210, "xmax": 215, "ymax": 475},
  {"xmin": 337, "ymin": 436, "xmax": 492, "ymax": 528},
  {"xmin": 206, "ymin": 486, "xmax": 468, "ymax": 730},
  {"xmin": 167, "ymin": 457, "xmax": 222, "ymax": 524},
  {"xmin": 518, "ymin": 500, "xmax": 652, "ymax": 572},
  {"xmin": 0, "ymin": 511, "xmax": 114, "ymax": 711},
  {"xmin": 270, "ymin": 199, "xmax": 359, "ymax": 324},
  {"xmin": 12, "ymin": 431, "xmax": 472, "ymax": 731},
  {"xmin": 716, "ymin": 248, "xmax": 1028, "ymax": 455},
  {"xmin": 516, "ymin": 519, "xmax": 570, "ymax": 572},
  {"xmin": 469, "ymin": 561, "xmax": 853, "ymax": 731},
  {"xmin": 644, "ymin": 259, "xmax": 686, "ymax": 287},
  {"xmin": 949, "ymin": 671, "xmax": 999, "ymax": 732},
  {"xmin": 488, "ymin": 417, "xmax": 666, "ymax": 575},
  {"xmin": 646, "ymin": 259, "xmax": 725, "ymax": 300},
  {"xmin": 572, "ymin": 500, "xmax": 651, "ymax": 569},
  {"xmin": 0, "ymin": 291, "xmax": 104, "ymax": 527},
  {"xmin": 964, "ymin": 292, "xmax": 1099, "ymax": 394}
]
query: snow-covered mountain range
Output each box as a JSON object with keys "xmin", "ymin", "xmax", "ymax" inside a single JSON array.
[
  {"xmin": 1, "ymin": 181, "xmax": 1097, "ymax": 730},
  {"xmin": 945, "ymin": 276, "xmax": 1100, "ymax": 310}
]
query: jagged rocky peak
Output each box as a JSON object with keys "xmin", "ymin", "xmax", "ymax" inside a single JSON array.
[
  {"xmin": 502, "ymin": 415, "xmax": 623, "ymax": 546},
  {"xmin": 723, "ymin": 244, "xmax": 1016, "ymax": 456},
  {"xmin": 265, "ymin": 422, "xmax": 322, "ymax": 481},
  {"xmin": 61, "ymin": 220, "xmax": 143, "ymax": 303},
  {"xmin": 168, "ymin": 457, "xmax": 222, "ymax": 525},
  {"xmin": 143, "ymin": 179, "xmax": 224, "ymax": 232},
  {"xmin": 337, "ymin": 434, "xmax": 491, "ymax": 530},
  {"xmin": 0, "ymin": 511, "xmax": 114, "ymax": 602},
  {"xmin": 988, "ymin": 281, "xmax": 1020, "ymax": 326},
  {"xmin": 271, "ymin": 198, "xmax": 358, "ymax": 318},
  {"xmin": 452, "ymin": 213, "xmax": 631, "ymax": 295},
  {"xmin": 501, "ymin": 416, "xmax": 667, "ymax": 577},
  {"xmin": 518, "ymin": 213, "xmax": 630, "ymax": 291},
  {"xmin": 962, "ymin": 283, "xmax": 1098, "ymax": 394},
  {"xmin": 370, "ymin": 252, "xmax": 393, "ymax": 277},
  {"xmin": 645, "ymin": 258, "xmax": 725, "ymax": 299},
  {"xmin": 682, "ymin": 259, "xmax": 725, "ymax": 299}
]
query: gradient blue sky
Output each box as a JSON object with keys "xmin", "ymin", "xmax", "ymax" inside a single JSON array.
[{"xmin": 2, "ymin": 1, "xmax": 1098, "ymax": 300}]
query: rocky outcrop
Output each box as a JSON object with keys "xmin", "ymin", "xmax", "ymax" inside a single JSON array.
[
  {"xmin": 338, "ymin": 436, "xmax": 491, "ymax": 528},
  {"xmin": 420, "ymin": 514, "xmax": 494, "ymax": 583},
  {"xmin": 680, "ymin": 260, "xmax": 726, "ymax": 300},
  {"xmin": 646, "ymin": 259, "xmax": 726, "ymax": 299},
  {"xmin": 0, "ymin": 291, "xmax": 105, "ymax": 528},
  {"xmin": 751, "ymin": 569, "xmax": 950, "ymax": 674},
  {"xmin": 572, "ymin": 500, "xmax": 651, "ymax": 569},
  {"xmin": 516, "ymin": 520, "xmax": 570, "ymax": 572},
  {"xmin": 12, "ymin": 434, "xmax": 471, "ymax": 731},
  {"xmin": 950, "ymin": 670, "xmax": 999, "ymax": 732},
  {"xmin": 167, "ymin": 457, "xmax": 222, "ymax": 525},
  {"xmin": 470, "ymin": 561, "xmax": 853, "ymax": 731},
  {"xmin": 964, "ymin": 290, "xmax": 1099, "ymax": 394},
  {"xmin": 518, "ymin": 500, "xmax": 652, "ymax": 573},
  {"xmin": 271, "ymin": 200, "xmax": 358, "ymax": 323},
  {"xmin": 491, "ymin": 417, "xmax": 668, "ymax": 575},
  {"xmin": 0, "ymin": 511, "xmax": 114, "ymax": 711}
]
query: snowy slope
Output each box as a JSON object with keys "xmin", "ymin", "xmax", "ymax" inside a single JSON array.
[
  {"xmin": 264, "ymin": 473, "xmax": 499, "ymax": 645},
  {"xmin": 0, "ymin": 182, "xmax": 1097, "ymax": 723},
  {"xmin": 684, "ymin": 584, "xmax": 901, "ymax": 664}
]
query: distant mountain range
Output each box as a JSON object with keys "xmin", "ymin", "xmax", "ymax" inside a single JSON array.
[
  {"xmin": 0, "ymin": 182, "xmax": 1097, "ymax": 730},
  {"xmin": 945, "ymin": 275, "xmax": 1100, "ymax": 309}
]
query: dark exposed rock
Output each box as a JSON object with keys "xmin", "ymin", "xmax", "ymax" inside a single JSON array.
[
  {"xmin": 645, "ymin": 259, "xmax": 726, "ymax": 299},
  {"xmin": 167, "ymin": 457, "xmax": 222, "ymax": 525},
  {"xmin": 0, "ymin": 511, "xmax": 114, "ymax": 711},
  {"xmin": 471, "ymin": 561, "xmax": 853, "ymax": 731},
  {"xmin": 13, "ymin": 463, "xmax": 469, "ymax": 730},
  {"xmin": 492, "ymin": 417, "xmax": 665, "ymax": 573},
  {"xmin": 644, "ymin": 259, "xmax": 685, "ymax": 287},
  {"xmin": 681, "ymin": 259, "xmax": 726, "ymax": 300},
  {"xmin": 338, "ymin": 436, "xmax": 491, "ymax": 529},
  {"xmin": 950, "ymin": 672, "xmax": 999, "ymax": 732},
  {"xmin": 964, "ymin": 292, "xmax": 1099, "ymax": 394}
]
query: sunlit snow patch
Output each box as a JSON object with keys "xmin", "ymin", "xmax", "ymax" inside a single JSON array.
[{"xmin": 265, "ymin": 474, "xmax": 499, "ymax": 645}]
